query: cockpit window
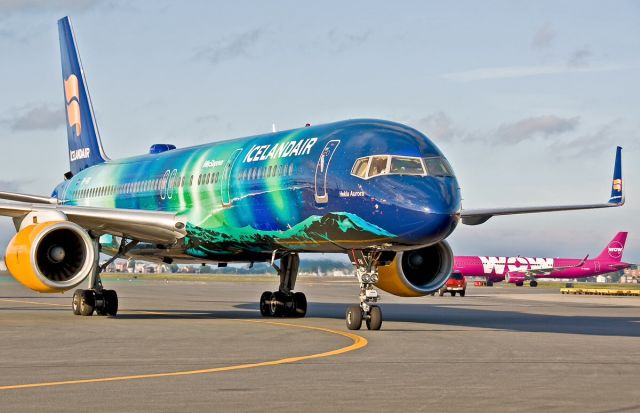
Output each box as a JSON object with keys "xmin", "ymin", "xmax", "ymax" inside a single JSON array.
[
  {"xmin": 351, "ymin": 155, "xmax": 453, "ymax": 179},
  {"xmin": 351, "ymin": 157, "xmax": 370, "ymax": 178},
  {"xmin": 389, "ymin": 156, "xmax": 425, "ymax": 175},
  {"xmin": 368, "ymin": 156, "xmax": 389, "ymax": 178},
  {"xmin": 423, "ymin": 157, "xmax": 454, "ymax": 177}
]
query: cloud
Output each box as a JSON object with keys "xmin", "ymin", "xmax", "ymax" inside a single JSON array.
[
  {"xmin": 531, "ymin": 23, "xmax": 555, "ymax": 49},
  {"xmin": 442, "ymin": 63, "xmax": 621, "ymax": 82},
  {"xmin": 568, "ymin": 47, "xmax": 592, "ymax": 67},
  {"xmin": 411, "ymin": 112, "xmax": 470, "ymax": 143},
  {"xmin": 326, "ymin": 29, "xmax": 370, "ymax": 53},
  {"xmin": 6, "ymin": 104, "xmax": 63, "ymax": 132},
  {"xmin": 194, "ymin": 29, "xmax": 264, "ymax": 65},
  {"xmin": 492, "ymin": 115, "xmax": 580, "ymax": 144},
  {"xmin": 0, "ymin": 179, "xmax": 30, "ymax": 192},
  {"xmin": 0, "ymin": 0, "xmax": 109, "ymax": 13}
]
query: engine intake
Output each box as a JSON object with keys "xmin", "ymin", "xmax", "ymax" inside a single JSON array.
[
  {"xmin": 5, "ymin": 221, "xmax": 95, "ymax": 293},
  {"xmin": 376, "ymin": 241, "xmax": 453, "ymax": 297}
]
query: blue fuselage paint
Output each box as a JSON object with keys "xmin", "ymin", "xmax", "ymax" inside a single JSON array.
[{"xmin": 52, "ymin": 119, "xmax": 461, "ymax": 261}]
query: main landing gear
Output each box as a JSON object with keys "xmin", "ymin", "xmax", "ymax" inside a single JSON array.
[
  {"xmin": 529, "ymin": 280, "xmax": 538, "ymax": 287},
  {"xmin": 71, "ymin": 238, "xmax": 138, "ymax": 317},
  {"xmin": 260, "ymin": 252, "xmax": 307, "ymax": 318},
  {"xmin": 345, "ymin": 251, "xmax": 383, "ymax": 331}
]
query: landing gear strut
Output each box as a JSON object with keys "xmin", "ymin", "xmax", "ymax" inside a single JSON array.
[
  {"xmin": 71, "ymin": 237, "xmax": 138, "ymax": 317},
  {"xmin": 346, "ymin": 250, "xmax": 384, "ymax": 330},
  {"xmin": 260, "ymin": 252, "xmax": 307, "ymax": 318}
]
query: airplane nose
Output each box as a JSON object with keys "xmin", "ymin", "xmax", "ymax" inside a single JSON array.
[{"xmin": 395, "ymin": 177, "xmax": 461, "ymax": 244}]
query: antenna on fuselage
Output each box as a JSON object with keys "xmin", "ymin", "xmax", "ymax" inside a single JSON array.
[{"xmin": 272, "ymin": 123, "xmax": 277, "ymax": 133}]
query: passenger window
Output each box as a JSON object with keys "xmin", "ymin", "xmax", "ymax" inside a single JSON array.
[
  {"xmin": 389, "ymin": 156, "xmax": 425, "ymax": 175},
  {"xmin": 288, "ymin": 164, "xmax": 293, "ymax": 176},
  {"xmin": 351, "ymin": 158, "xmax": 369, "ymax": 178},
  {"xmin": 368, "ymin": 156, "xmax": 388, "ymax": 178},
  {"xmin": 257, "ymin": 167, "xmax": 262, "ymax": 179},
  {"xmin": 267, "ymin": 165, "xmax": 272, "ymax": 177}
]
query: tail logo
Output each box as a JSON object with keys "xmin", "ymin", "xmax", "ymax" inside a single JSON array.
[
  {"xmin": 612, "ymin": 178, "xmax": 622, "ymax": 192},
  {"xmin": 608, "ymin": 241, "xmax": 624, "ymax": 259},
  {"xmin": 64, "ymin": 75, "xmax": 82, "ymax": 137}
]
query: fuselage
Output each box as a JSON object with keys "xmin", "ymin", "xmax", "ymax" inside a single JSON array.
[
  {"xmin": 454, "ymin": 255, "xmax": 630, "ymax": 282},
  {"xmin": 52, "ymin": 119, "xmax": 461, "ymax": 262}
]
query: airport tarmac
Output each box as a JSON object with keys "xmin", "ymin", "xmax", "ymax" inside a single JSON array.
[{"xmin": 1, "ymin": 273, "xmax": 639, "ymax": 412}]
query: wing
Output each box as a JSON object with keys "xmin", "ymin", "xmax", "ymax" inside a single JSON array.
[
  {"xmin": 0, "ymin": 201, "xmax": 186, "ymax": 245},
  {"xmin": 460, "ymin": 146, "xmax": 624, "ymax": 225},
  {"xmin": 0, "ymin": 191, "xmax": 58, "ymax": 204}
]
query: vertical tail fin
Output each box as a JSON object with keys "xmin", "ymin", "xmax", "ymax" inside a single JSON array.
[
  {"xmin": 58, "ymin": 16, "xmax": 108, "ymax": 175},
  {"xmin": 608, "ymin": 146, "xmax": 623, "ymax": 204},
  {"xmin": 595, "ymin": 232, "xmax": 627, "ymax": 262}
]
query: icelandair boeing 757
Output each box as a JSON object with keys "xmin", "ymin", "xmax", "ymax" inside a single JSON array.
[
  {"xmin": 0, "ymin": 17, "xmax": 625, "ymax": 330},
  {"xmin": 453, "ymin": 232, "xmax": 630, "ymax": 287}
]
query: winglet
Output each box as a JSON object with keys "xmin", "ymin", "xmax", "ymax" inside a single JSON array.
[{"xmin": 608, "ymin": 146, "xmax": 623, "ymax": 205}]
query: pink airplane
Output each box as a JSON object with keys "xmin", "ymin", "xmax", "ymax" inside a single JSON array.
[{"xmin": 453, "ymin": 232, "xmax": 631, "ymax": 287}]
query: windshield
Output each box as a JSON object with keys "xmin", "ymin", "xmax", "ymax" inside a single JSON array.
[
  {"xmin": 423, "ymin": 157, "xmax": 454, "ymax": 177},
  {"xmin": 351, "ymin": 155, "xmax": 453, "ymax": 179},
  {"xmin": 389, "ymin": 156, "xmax": 425, "ymax": 175},
  {"xmin": 367, "ymin": 156, "xmax": 389, "ymax": 178},
  {"xmin": 451, "ymin": 273, "xmax": 463, "ymax": 280}
]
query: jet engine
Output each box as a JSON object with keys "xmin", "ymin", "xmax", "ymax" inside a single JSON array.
[
  {"xmin": 5, "ymin": 221, "xmax": 95, "ymax": 293},
  {"xmin": 376, "ymin": 241, "xmax": 453, "ymax": 297},
  {"xmin": 504, "ymin": 273, "xmax": 526, "ymax": 285}
]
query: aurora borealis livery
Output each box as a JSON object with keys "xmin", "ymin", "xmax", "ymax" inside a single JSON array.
[{"xmin": 54, "ymin": 117, "xmax": 462, "ymax": 262}]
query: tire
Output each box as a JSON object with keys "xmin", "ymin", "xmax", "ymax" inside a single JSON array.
[
  {"xmin": 79, "ymin": 290, "xmax": 95, "ymax": 316},
  {"xmin": 451, "ymin": 291, "xmax": 456, "ymax": 296},
  {"xmin": 366, "ymin": 306, "xmax": 382, "ymax": 330},
  {"xmin": 259, "ymin": 291, "xmax": 272, "ymax": 316},
  {"xmin": 460, "ymin": 290, "xmax": 466, "ymax": 297},
  {"xmin": 345, "ymin": 305, "xmax": 363, "ymax": 330},
  {"xmin": 104, "ymin": 290, "xmax": 118, "ymax": 316},
  {"xmin": 72, "ymin": 289, "xmax": 83, "ymax": 315},
  {"xmin": 269, "ymin": 291, "xmax": 287, "ymax": 317},
  {"xmin": 530, "ymin": 280, "xmax": 538, "ymax": 288},
  {"xmin": 486, "ymin": 280, "xmax": 494, "ymax": 287},
  {"xmin": 515, "ymin": 281, "xmax": 524, "ymax": 287},
  {"xmin": 293, "ymin": 292, "xmax": 307, "ymax": 318}
]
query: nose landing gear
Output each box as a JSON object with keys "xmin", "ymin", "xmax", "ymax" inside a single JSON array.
[
  {"xmin": 346, "ymin": 250, "xmax": 385, "ymax": 330},
  {"xmin": 260, "ymin": 252, "xmax": 307, "ymax": 318}
]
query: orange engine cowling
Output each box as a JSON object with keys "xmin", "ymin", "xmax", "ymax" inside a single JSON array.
[
  {"xmin": 5, "ymin": 221, "xmax": 95, "ymax": 293},
  {"xmin": 376, "ymin": 241, "xmax": 453, "ymax": 297}
]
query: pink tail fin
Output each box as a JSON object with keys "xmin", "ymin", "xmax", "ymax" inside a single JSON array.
[{"xmin": 595, "ymin": 232, "xmax": 627, "ymax": 262}]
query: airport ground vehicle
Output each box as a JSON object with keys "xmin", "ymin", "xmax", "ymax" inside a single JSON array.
[{"xmin": 438, "ymin": 272, "xmax": 466, "ymax": 296}]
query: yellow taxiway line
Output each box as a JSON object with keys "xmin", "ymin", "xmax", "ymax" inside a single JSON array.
[{"xmin": 0, "ymin": 298, "xmax": 368, "ymax": 391}]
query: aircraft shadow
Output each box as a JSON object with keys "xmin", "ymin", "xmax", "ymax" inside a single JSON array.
[{"xmin": 115, "ymin": 301, "xmax": 640, "ymax": 338}]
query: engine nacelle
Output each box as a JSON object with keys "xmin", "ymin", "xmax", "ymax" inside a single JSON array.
[
  {"xmin": 5, "ymin": 221, "xmax": 95, "ymax": 293},
  {"xmin": 376, "ymin": 241, "xmax": 454, "ymax": 297},
  {"xmin": 504, "ymin": 273, "xmax": 526, "ymax": 284}
]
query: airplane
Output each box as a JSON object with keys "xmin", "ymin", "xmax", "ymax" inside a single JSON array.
[
  {"xmin": 0, "ymin": 17, "xmax": 625, "ymax": 331},
  {"xmin": 453, "ymin": 232, "xmax": 631, "ymax": 287}
]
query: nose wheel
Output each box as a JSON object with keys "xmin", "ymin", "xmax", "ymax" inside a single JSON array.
[{"xmin": 346, "ymin": 250, "xmax": 385, "ymax": 330}]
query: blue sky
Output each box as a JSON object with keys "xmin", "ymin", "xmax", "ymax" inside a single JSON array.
[{"xmin": 0, "ymin": 0, "xmax": 639, "ymax": 261}]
